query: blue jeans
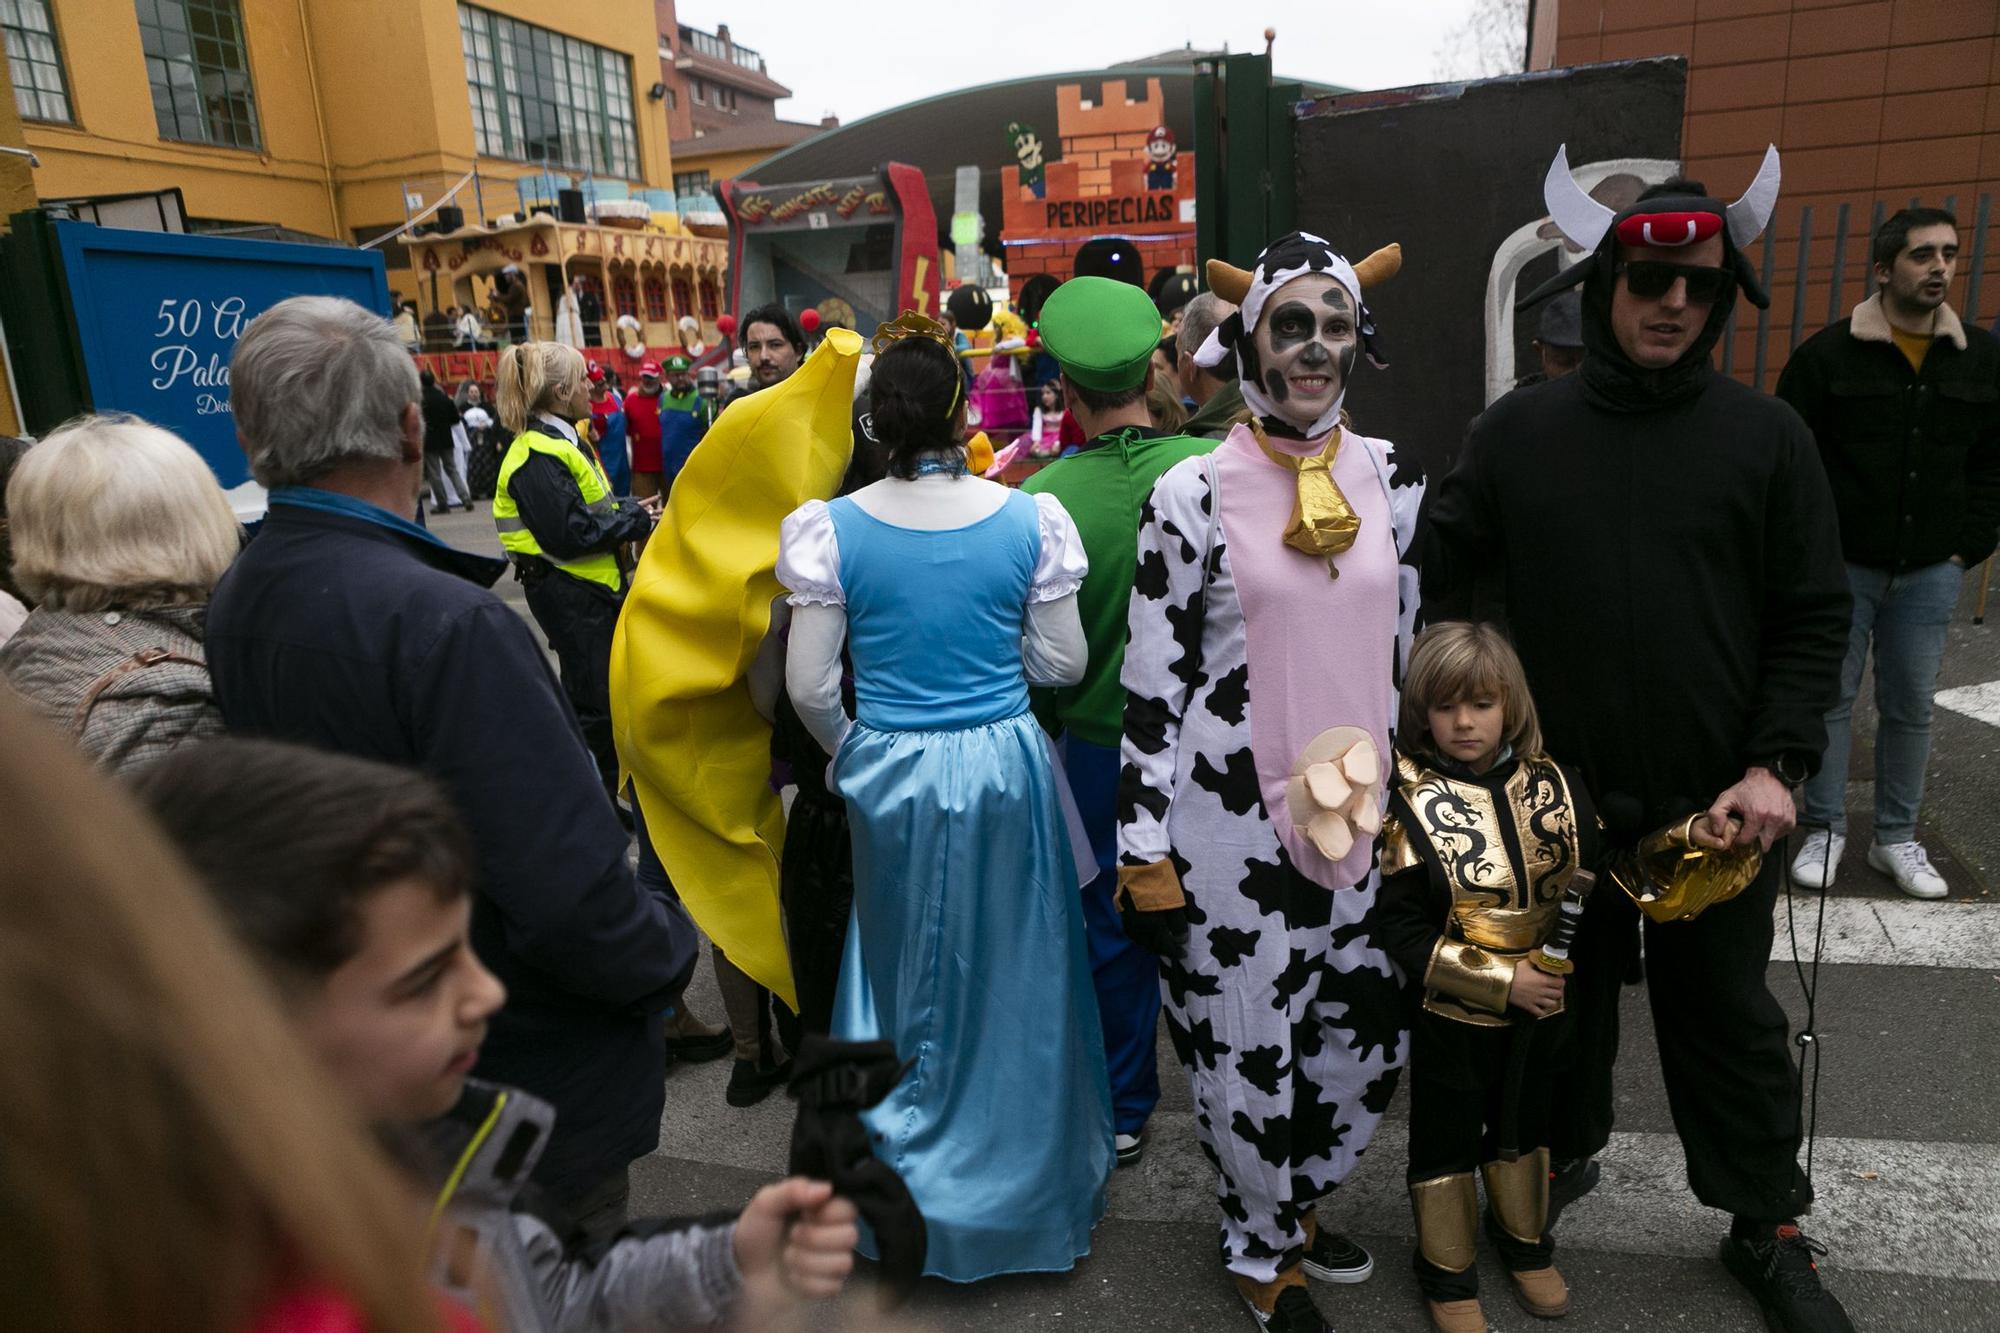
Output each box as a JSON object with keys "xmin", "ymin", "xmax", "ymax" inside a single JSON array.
[{"xmin": 1802, "ymin": 560, "xmax": 1963, "ymax": 843}]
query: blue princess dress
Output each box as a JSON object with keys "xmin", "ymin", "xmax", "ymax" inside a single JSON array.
[{"xmin": 777, "ymin": 486, "xmax": 1113, "ymax": 1282}]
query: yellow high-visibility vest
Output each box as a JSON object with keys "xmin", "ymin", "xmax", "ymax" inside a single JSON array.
[{"xmin": 492, "ymin": 426, "xmax": 624, "ymax": 593}]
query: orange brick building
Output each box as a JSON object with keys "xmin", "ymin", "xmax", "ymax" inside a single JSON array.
[
  {"xmin": 1000, "ymin": 78, "xmax": 1198, "ymax": 298},
  {"xmin": 1530, "ymin": 0, "xmax": 2000, "ymax": 383}
]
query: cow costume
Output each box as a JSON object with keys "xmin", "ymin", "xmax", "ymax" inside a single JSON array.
[{"xmin": 1116, "ymin": 232, "xmax": 1424, "ymax": 1332}]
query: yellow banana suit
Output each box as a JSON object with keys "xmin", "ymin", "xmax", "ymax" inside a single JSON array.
[{"xmin": 611, "ymin": 328, "xmax": 863, "ymax": 1011}]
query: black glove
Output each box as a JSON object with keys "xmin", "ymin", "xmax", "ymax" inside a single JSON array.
[
  {"xmin": 786, "ymin": 1034, "xmax": 927, "ymax": 1306},
  {"xmin": 1114, "ymin": 861, "xmax": 1192, "ymax": 957},
  {"xmin": 1119, "ymin": 901, "xmax": 1191, "ymax": 957}
]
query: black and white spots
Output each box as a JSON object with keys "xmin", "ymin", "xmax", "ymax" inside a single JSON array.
[{"xmin": 1117, "ymin": 445, "xmax": 1423, "ymax": 1283}]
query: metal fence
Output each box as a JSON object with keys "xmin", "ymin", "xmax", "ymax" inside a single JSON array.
[{"xmin": 1722, "ymin": 192, "xmax": 1996, "ymax": 390}]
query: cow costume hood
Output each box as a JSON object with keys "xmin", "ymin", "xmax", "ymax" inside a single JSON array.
[{"xmin": 1196, "ymin": 231, "xmax": 1401, "ymax": 440}]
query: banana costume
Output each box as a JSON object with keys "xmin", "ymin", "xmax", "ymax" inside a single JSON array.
[{"xmin": 611, "ymin": 328, "xmax": 863, "ymax": 1009}]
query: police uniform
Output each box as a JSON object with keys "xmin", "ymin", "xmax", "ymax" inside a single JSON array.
[{"xmin": 1373, "ymin": 747, "xmax": 1603, "ymax": 1316}]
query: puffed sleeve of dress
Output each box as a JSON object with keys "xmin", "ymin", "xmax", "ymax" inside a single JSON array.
[
  {"xmin": 1022, "ymin": 492, "xmax": 1089, "ymax": 688},
  {"xmin": 777, "ymin": 500, "xmax": 851, "ymax": 756}
]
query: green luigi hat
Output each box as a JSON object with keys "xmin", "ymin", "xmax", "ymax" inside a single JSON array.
[
  {"xmin": 664, "ymin": 354, "xmax": 692, "ymax": 374},
  {"xmin": 1038, "ymin": 276, "xmax": 1161, "ymax": 392}
]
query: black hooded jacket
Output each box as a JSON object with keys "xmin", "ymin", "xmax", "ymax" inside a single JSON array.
[{"xmin": 1424, "ymin": 246, "xmax": 1852, "ymax": 840}]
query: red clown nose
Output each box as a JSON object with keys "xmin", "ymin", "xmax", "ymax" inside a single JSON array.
[
  {"xmin": 716, "ymin": 314, "xmax": 738, "ymax": 337},
  {"xmin": 799, "ymin": 308, "xmax": 821, "ymax": 334},
  {"xmin": 1615, "ymin": 211, "xmax": 1723, "ymax": 248}
]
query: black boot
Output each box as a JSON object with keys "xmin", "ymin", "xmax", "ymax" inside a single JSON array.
[
  {"xmin": 725, "ymin": 1057, "xmax": 793, "ymax": 1107},
  {"xmin": 1545, "ymin": 1155, "xmax": 1600, "ymax": 1228},
  {"xmin": 1719, "ymin": 1223, "xmax": 1855, "ymax": 1333}
]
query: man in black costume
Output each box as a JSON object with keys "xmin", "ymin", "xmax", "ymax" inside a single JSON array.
[{"xmin": 1423, "ymin": 146, "xmax": 1855, "ymax": 1333}]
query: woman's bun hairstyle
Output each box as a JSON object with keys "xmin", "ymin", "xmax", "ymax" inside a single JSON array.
[{"xmin": 868, "ymin": 338, "xmax": 963, "ymax": 480}]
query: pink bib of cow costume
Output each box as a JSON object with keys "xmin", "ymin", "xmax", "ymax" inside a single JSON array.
[{"xmin": 1213, "ymin": 421, "xmax": 1397, "ymax": 890}]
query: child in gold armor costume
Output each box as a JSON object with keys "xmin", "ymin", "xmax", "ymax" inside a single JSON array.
[{"xmin": 1375, "ymin": 623, "xmax": 1606, "ymax": 1333}]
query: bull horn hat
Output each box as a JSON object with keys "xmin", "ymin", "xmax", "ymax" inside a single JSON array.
[{"xmin": 1521, "ymin": 142, "xmax": 1781, "ymax": 311}]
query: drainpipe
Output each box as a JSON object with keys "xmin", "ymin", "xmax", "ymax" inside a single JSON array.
[
  {"xmin": 0, "ymin": 306, "xmax": 25, "ymax": 437},
  {"xmin": 296, "ymin": 0, "xmax": 342, "ymax": 238}
]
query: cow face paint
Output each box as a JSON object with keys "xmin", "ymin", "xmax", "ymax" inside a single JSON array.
[{"xmin": 1250, "ymin": 273, "xmax": 1357, "ymax": 435}]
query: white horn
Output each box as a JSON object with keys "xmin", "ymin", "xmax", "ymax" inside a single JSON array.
[
  {"xmin": 1726, "ymin": 144, "xmax": 1782, "ymax": 248},
  {"xmin": 1544, "ymin": 143, "xmax": 1615, "ymax": 251}
]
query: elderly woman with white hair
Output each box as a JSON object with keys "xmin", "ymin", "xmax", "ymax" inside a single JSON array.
[{"xmin": 0, "ymin": 415, "xmax": 237, "ymax": 773}]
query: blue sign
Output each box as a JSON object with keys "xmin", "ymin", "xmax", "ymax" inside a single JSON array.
[{"xmin": 54, "ymin": 222, "xmax": 390, "ymax": 488}]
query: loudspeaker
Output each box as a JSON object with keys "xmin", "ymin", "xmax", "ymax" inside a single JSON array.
[
  {"xmin": 558, "ymin": 189, "xmax": 587, "ymax": 224},
  {"xmin": 435, "ymin": 205, "xmax": 464, "ymax": 233}
]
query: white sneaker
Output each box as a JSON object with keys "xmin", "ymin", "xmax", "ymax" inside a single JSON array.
[
  {"xmin": 1115, "ymin": 1131, "xmax": 1145, "ymax": 1167},
  {"xmin": 1789, "ymin": 829, "xmax": 1846, "ymax": 890},
  {"xmin": 1868, "ymin": 840, "xmax": 1948, "ymax": 899}
]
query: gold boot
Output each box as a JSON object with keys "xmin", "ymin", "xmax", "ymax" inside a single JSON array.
[
  {"xmin": 1411, "ymin": 1174, "xmax": 1485, "ymax": 1332},
  {"xmin": 1482, "ymin": 1151, "xmax": 1567, "ymax": 1318},
  {"xmin": 1506, "ymin": 1264, "xmax": 1570, "ymax": 1319},
  {"xmin": 1481, "ymin": 1149, "xmax": 1550, "ymax": 1246},
  {"xmin": 1425, "ymin": 1298, "xmax": 1489, "ymax": 1333}
]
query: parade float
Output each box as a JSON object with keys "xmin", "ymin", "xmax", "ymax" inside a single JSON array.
[
  {"xmin": 716, "ymin": 163, "xmax": 941, "ymax": 335},
  {"xmin": 999, "ymin": 78, "xmax": 1197, "ymax": 307},
  {"xmin": 402, "ymin": 198, "xmax": 731, "ymax": 387}
]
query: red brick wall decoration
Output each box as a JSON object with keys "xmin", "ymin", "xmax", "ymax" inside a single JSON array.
[
  {"xmin": 1537, "ymin": 0, "xmax": 2000, "ymax": 385},
  {"xmin": 1001, "ymin": 78, "xmax": 1199, "ymax": 302}
]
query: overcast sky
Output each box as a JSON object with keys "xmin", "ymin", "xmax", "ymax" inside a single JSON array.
[{"xmin": 671, "ymin": 0, "xmax": 1504, "ymax": 128}]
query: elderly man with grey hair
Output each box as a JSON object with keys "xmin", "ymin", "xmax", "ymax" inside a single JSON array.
[
  {"xmin": 204, "ymin": 295, "xmax": 699, "ymax": 1241},
  {"xmin": 1176, "ymin": 291, "xmax": 1246, "ymax": 438}
]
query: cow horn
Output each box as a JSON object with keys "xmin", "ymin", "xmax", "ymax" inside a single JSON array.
[
  {"xmin": 1206, "ymin": 258, "xmax": 1252, "ymax": 305},
  {"xmin": 1544, "ymin": 143, "xmax": 1615, "ymax": 252},
  {"xmin": 1352, "ymin": 243, "xmax": 1401, "ymax": 290},
  {"xmin": 1725, "ymin": 144, "xmax": 1782, "ymax": 249}
]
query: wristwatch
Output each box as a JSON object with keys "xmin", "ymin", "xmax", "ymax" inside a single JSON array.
[{"xmin": 1753, "ymin": 753, "xmax": 1810, "ymax": 787}]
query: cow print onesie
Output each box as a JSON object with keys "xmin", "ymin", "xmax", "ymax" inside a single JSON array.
[{"xmin": 1118, "ymin": 419, "xmax": 1424, "ymax": 1284}]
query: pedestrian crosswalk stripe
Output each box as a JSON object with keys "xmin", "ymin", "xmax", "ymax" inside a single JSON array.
[
  {"xmin": 1111, "ymin": 1113, "xmax": 2000, "ymax": 1281},
  {"xmin": 1936, "ymin": 679, "xmax": 2000, "ymax": 729},
  {"xmin": 1770, "ymin": 894, "xmax": 2000, "ymax": 969}
]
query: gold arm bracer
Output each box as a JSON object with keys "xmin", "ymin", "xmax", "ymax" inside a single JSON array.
[{"xmin": 1423, "ymin": 937, "xmax": 1517, "ymax": 1016}]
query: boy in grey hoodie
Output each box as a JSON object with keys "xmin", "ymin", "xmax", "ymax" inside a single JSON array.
[{"xmin": 135, "ymin": 737, "xmax": 858, "ymax": 1332}]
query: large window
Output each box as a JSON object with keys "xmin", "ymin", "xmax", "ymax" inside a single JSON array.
[
  {"xmin": 673, "ymin": 169, "xmax": 709, "ymax": 195},
  {"xmin": 137, "ymin": 0, "xmax": 261, "ymax": 150},
  {"xmin": 3, "ymin": 0, "xmax": 72, "ymax": 123},
  {"xmin": 459, "ymin": 3, "xmax": 638, "ymax": 179}
]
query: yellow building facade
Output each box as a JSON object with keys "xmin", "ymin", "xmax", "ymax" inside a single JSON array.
[
  {"xmin": 9, "ymin": 0, "xmax": 677, "ymax": 304},
  {"xmin": 1, "ymin": 56, "xmax": 35, "ymax": 434}
]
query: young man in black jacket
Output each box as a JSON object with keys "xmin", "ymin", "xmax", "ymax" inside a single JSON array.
[
  {"xmin": 1425, "ymin": 150, "xmax": 1854, "ymax": 1333},
  {"xmin": 1777, "ymin": 208, "xmax": 2000, "ymax": 899}
]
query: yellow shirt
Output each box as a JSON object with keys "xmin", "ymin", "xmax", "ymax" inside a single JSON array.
[{"xmin": 1889, "ymin": 323, "xmax": 1933, "ymax": 373}]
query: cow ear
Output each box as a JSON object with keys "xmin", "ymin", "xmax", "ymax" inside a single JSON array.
[
  {"xmin": 1206, "ymin": 259, "xmax": 1252, "ymax": 305},
  {"xmin": 1352, "ymin": 244, "xmax": 1402, "ymax": 291}
]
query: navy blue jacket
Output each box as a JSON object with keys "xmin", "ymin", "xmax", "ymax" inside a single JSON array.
[{"xmin": 206, "ymin": 497, "xmax": 694, "ymax": 1202}]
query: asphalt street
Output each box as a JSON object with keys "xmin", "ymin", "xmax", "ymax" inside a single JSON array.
[{"xmin": 431, "ymin": 503, "xmax": 2000, "ymax": 1332}]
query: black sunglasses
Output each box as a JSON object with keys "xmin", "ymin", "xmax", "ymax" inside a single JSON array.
[{"xmin": 1616, "ymin": 261, "xmax": 1736, "ymax": 304}]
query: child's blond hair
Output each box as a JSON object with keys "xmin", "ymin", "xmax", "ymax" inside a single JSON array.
[{"xmin": 1399, "ymin": 621, "xmax": 1543, "ymax": 761}]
